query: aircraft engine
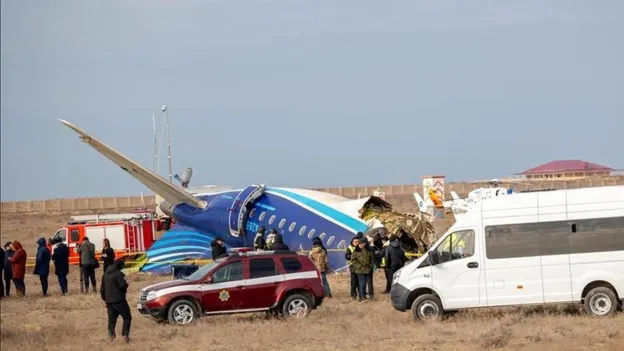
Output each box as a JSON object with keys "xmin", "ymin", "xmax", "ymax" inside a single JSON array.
[{"xmin": 158, "ymin": 200, "xmax": 175, "ymax": 218}]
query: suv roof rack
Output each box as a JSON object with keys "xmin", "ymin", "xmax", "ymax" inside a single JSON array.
[{"xmin": 228, "ymin": 249, "xmax": 298, "ymax": 258}]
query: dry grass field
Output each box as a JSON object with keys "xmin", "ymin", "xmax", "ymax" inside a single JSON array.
[{"xmin": 1, "ymin": 203, "xmax": 623, "ymax": 351}]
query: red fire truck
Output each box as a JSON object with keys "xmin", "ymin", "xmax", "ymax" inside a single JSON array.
[{"xmin": 49, "ymin": 210, "xmax": 164, "ymax": 265}]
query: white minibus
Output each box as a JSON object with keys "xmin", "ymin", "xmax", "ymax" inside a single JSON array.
[{"xmin": 390, "ymin": 185, "xmax": 624, "ymax": 321}]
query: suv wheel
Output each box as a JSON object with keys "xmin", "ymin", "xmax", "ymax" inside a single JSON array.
[
  {"xmin": 584, "ymin": 287, "xmax": 618, "ymax": 317},
  {"xmin": 168, "ymin": 299, "xmax": 198, "ymax": 325},
  {"xmin": 281, "ymin": 294, "xmax": 311, "ymax": 318},
  {"xmin": 411, "ymin": 294, "xmax": 443, "ymax": 322}
]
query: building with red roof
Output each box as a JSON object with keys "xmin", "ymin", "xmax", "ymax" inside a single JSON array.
[{"xmin": 516, "ymin": 160, "xmax": 616, "ymax": 180}]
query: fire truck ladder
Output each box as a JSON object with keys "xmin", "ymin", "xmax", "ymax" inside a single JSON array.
[
  {"xmin": 70, "ymin": 212, "xmax": 153, "ymax": 224},
  {"xmin": 229, "ymin": 184, "xmax": 266, "ymax": 237}
]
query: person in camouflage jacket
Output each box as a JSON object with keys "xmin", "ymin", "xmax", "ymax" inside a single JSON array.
[
  {"xmin": 309, "ymin": 237, "xmax": 332, "ymax": 297},
  {"xmin": 351, "ymin": 237, "xmax": 373, "ymax": 302}
]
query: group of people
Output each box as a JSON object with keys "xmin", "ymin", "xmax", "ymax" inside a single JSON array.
[
  {"xmin": 346, "ymin": 232, "xmax": 407, "ymax": 303},
  {"xmin": 0, "ymin": 236, "xmax": 119, "ymax": 297},
  {"xmin": 0, "ymin": 236, "xmax": 132, "ymax": 342},
  {"xmin": 212, "ymin": 226, "xmax": 407, "ymax": 302},
  {"xmin": 253, "ymin": 227, "xmax": 290, "ymax": 251}
]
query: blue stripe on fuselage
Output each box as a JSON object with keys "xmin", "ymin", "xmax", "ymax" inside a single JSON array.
[{"xmin": 267, "ymin": 188, "xmax": 368, "ymax": 233}]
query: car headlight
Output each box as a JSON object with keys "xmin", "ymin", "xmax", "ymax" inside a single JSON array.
[
  {"xmin": 392, "ymin": 269, "xmax": 401, "ymax": 284},
  {"xmin": 140, "ymin": 291, "xmax": 157, "ymax": 301}
]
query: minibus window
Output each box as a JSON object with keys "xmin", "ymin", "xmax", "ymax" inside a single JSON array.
[{"xmin": 435, "ymin": 230, "xmax": 475, "ymax": 263}]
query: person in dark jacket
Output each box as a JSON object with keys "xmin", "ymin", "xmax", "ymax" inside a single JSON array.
[
  {"xmin": 33, "ymin": 237, "xmax": 52, "ymax": 296},
  {"xmin": 8, "ymin": 240, "xmax": 27, "ymax": 296},
  {"xmin": 367, "ymin": 239, "xmax": 379, "ymax": 301},
  {"xmin": 101, "ymin": 259, "xmax": 131, "ymax": 342},
  {"xmin": 0, "ymin": 247, "xmax": 4, "ymax": 298},
  {"xmin": 52, "ymin": 241, "xmax": 70, "ymax": 295},
  {"xmin": 270, "ymin": 234, "xmax": 289, "ymax": 250},
  {"xmin": 344, "ymin": 236, "xmax": 359, "ymax": 299},
  {"xmin": 3, "ymin": 242, "xmax": 13, "ymax": 296},
  {"xmin": 101, "ymin": 238, "xmax": 115, "ymax": 272},
  {"xmin": 385, "ymin": 235, "xmax": 406, "ymax": 292},
  {"xmin": 77, "ymin": 237, "xmax": 98, "ymax": 293},
  {"xmin": 351, "ymin": 237, "xmax": 373, "ymax": 303},
  {"xmin": 253, "ymin": 226, "xmax": 266, "ymax": 251},
  {"xmin": 211, "ymin": 237, "xmax": 227, "ymax": 260}
]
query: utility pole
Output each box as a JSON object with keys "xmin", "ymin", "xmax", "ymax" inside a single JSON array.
[
  {"xmin": 163, "ymin": 105, "xmax": 173, "ymax": 183},
  {"xmin": 153, "ymin": 113, "xmax": 157, "ymax": 172}
]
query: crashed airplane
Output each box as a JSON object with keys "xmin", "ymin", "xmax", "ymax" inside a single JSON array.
[{"xmin": 59, "ymin": 119, "xmax": 435, "ymax": 274}]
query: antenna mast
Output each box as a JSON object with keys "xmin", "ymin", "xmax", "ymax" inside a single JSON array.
[
  {"xmin": 163, "ymin": 105, "xmax": 173, "ymax": 183},
  {"xmin": 152, "ymin": 113, "xmax": 157, "ymax": 172}
]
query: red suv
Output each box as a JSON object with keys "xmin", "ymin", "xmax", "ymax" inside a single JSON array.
[{"xmin": 136, "ymin": 249, "xmax": 325, "ymax": 325}]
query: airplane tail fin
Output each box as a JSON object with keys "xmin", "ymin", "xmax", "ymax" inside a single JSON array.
[
  {"xmin": 413, "ymin": 193, "xmax": 426, "ymax": 212},
  {"xmin": 450, "ymin": 191, "xmax": 460, "ymax": 201},
  {"xmin": 59, "ymin": 119, "xmax": 207, "ymax": 209}
]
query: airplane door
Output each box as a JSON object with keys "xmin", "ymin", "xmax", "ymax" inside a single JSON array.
[
  {"xmin": 430, "ymin": 229, "xmax": 484, "ymax": 310},
  {"xmin": 228, "ymin": 185, "xmax": 265, "ymax": 237}
]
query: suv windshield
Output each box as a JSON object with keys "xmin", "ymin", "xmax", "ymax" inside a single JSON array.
[{"xmin": 182, "ymin": 259, "xmax": 225, "ymax": 281}]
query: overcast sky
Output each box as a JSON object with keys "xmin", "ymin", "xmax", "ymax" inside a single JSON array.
[{"xmin": 1, "ymin": 0, "xmax": 622, "ymax": 201}]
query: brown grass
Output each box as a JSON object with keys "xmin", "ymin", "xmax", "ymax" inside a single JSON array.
[{"xmin": 2, "ymin": 210, "xmax": 623, "ymax": 351}]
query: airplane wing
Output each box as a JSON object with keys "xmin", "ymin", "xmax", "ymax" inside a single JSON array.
[{"xmin": 59, "ymin": 119, "xmax": 207, "ymax": 209}]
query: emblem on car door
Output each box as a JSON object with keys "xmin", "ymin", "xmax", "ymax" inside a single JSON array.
[{"xmin": 218, "ymin": 290, "xmax": 230, "ymax": 302}]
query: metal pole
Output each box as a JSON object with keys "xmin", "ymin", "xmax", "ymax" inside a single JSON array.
[
  {"xmin": 163, "ymin": 105, "xmax": 173, "ymax": 183},
  {"xmin": 153, "ymin": 113, "xmax": 157, "ymax": 172}
]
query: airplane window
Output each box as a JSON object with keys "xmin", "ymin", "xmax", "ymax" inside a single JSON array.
[
  {"xmin": 327, "ymin": 236, "xmax": 335, "ymax": 246},
  {"xmin": 269, "ymin": 215, "xmax": 276, "ymax": 225},
  {"xmin": 299, "ymin": 226, "xmax": 307, "ymax": 236},
  {"xmin": 259, "ymin": 212, "xmax": 266, "ymax": 222},
  {"xmin": 319, "ymin": 233, "xmax": 326, "ymax": 240},
  {"xmin": 288, "ymin": 222, "xmax": 297, "ymax": 232},
  {"xmin": 307, "ymin": 229, "xmax": 316, "ymax": 239},
  {"xmin": 249, "ymin": 208, "xmax": 256, "ymax": 218},
  {"xmin": 278, "ymin": 218, "xmax": 286, "ymax": 229},
  {"xmin": 337, "ymin": 240, "xmax": 346, "ymax": 249}
]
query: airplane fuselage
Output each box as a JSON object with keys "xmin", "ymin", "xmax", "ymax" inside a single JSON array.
[{"xmin": 142, "ymin": 187, "xmax": 369, "ymax": 274}]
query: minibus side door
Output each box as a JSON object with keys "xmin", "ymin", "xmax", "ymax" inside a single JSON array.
[{"xmin": 429, "ymin": 229, "xmax": 483, "ymax": 310}]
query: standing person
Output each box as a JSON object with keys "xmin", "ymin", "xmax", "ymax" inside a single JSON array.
[
  {"xmin": 77, "ymin": 237, "xmax": 98, "ymax": 293},
  {"xmin": 210, "ymin": 237, "xmax": 227, "ymax": 260},
  {"xmin": 344, "ymin": 236, "xmax": 359, "ymax": 300},
  {"xmin": 52, "ymin": 240, "xmax": 70, "ymax": 295},
  {"xmin": 264, "ymin": 228, "xmax": 277, "ymax": 250},
  {"xmin": 3, "ymin": 242, "xmax": 14, "ymax": 297},
  {"xmin": 385, "ymin": 235, "xmax": 406, "ymax": 292},
  {"xmin": 0, "ymin": 246, "xmax": 4, "ymax": 298},
  {"xmin": 351, "ymin": 237, "xmax": 373, "ymax": 303},
  {"xmin": 379, "ymin": 236, "xmax": 392, "ymax": 293},
  {"xmin": 253, "ymin": 226, "xmax": 266, "ymax": 251},
  {"xmin": 367, "ymin": 237, "xmax": 379, "ymax": 301},
  {"xmin": 270, "ymin": 234, "xmax": 289, "ymax": 250},
  {"xmin": 100, "ymin": 259, "xmax": 132, "ymax": 343},
  {"xmin": 8, "ymin": 240, "xmax": 27, "ymax": 296},
  {"xmin": 101, "ymin": 238, "xmax": 116, "ymax": 273},
  {"xmin": 33, "ymin": 238, "xmax": 51, "ymax": 296},
  {"xmin": 309, "ymin": 237, "xmax": 332, "ymax": 298}
]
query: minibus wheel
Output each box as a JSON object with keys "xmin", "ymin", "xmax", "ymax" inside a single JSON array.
[
  {"xmin": 411, "ymin": 294, "xmax": 444, "ymax": 322},
  {"xmin": 583, "ymin": 287, "xmax": 618, "ymax": 317}
]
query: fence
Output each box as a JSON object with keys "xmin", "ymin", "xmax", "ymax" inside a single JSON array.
[{"xmin": 2, "ymin": 176, "xmax": 624, "ymax": 214}]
